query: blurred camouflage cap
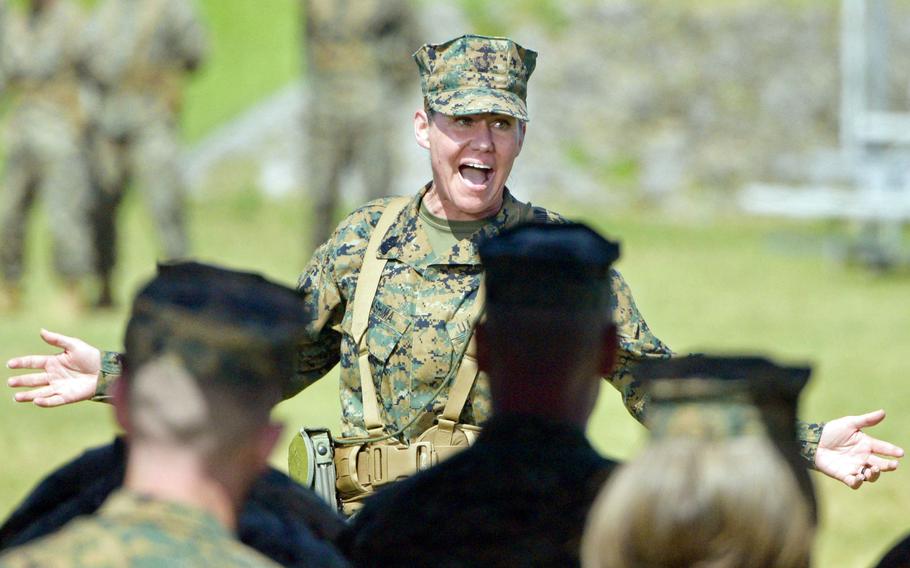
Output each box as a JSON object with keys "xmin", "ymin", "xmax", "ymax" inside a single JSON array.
[
  {"xmin": 636, "ymin": 354, "xmax": 817, "ymax": 521},
  {"xmin": 124, "ymin": 261, "xmax": 309, "ymax": 402},
  {"xmin": 414, "ymin": 34, "xmax": 537, "ymax": 121},
  {"xmin": 636, "ymin": 355, "xmax": 810, "ymax": 443},
  {"xmin": 479, "ymin": 222, "xmax": 620, "ymax": 310}
]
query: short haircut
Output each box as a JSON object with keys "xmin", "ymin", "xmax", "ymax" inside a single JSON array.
[{"xmin": 122, "ymin": 262, "xmax": 309, "ymax": 457}]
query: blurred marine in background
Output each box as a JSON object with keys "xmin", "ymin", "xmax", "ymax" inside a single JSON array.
[
  {"xmin": 0, "ymin": 0, "xmax": 95, "ymax": 312},
  {"xmin": 302, "ymin": 0, "xmax": 420, "ymax": 250},
  {"xmin": 82, "ymin": 0, "xmax": 206, "ymax": 306}
]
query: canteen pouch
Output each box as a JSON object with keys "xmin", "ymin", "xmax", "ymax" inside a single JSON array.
[
  {"xmin": 332, "ymin": 422, "xmax": 481, "ymax": 515},
  {"xmin": 288, "ymin": 428, "xmax": 337, "ymax": 510}
]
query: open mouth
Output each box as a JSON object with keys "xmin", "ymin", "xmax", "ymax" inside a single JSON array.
[{"xmin": 458, "ymin": 163, "xmax": 494, "ymax": 188}]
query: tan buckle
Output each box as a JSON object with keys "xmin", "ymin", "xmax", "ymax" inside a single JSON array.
[
  {"xmin": 369, "ymin": 444, "xmax": 388, "ymax": 486},
  {"xmin": 415, "ymin": 441, "xmax": 434, "ymax": 472},
  {"xmin": 370, "ymin": 442, "xmax": 434, "ymax": 487},
  {"xmin": 334, "ymin": 444, "xmax": 369, "ymax": 498}
]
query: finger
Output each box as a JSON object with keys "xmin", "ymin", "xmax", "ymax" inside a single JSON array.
[
  {"xmin": 7, "ymin": 355, "xmax": 51, "ymax": 370},
  {"xmin": 865, "ymin": 466, "xmax": 881, "ymax": 483},
  {"xmin": 867, "ymin": 454, "xmax": 900, "ymax": 472},
  {"xmin": 13, "ymin": 385, "xmax": 55, "ymax": 403},
  {"xmin": 7, "ymin": 373, "xmax": 50, "ymax": 388},
  {"xmin": 869, "ymin": 438, "xmax": 905, "ymax": 459},
  {"xmin": 40, "ymin": 329, "xmax": 77, "ymax": 352},
  {"xmin": 34, "ymin": 394, "xmax": 67, "ymax": 408},
  {"xmin": 853, "ymin": 409, "xmax": 886, "ymax": 429},
  {"xmin": 843, "ymin": 473, "xmax": 863, "ymax": 490}
]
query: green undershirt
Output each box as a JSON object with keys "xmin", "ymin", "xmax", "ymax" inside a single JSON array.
[{"xmin": 418, "ymin": 201, "xmax": 493, "ymax": 257}]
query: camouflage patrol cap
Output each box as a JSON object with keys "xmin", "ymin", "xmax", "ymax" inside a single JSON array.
[
  {"xmin": 413, "ymin": 34, "xmax": 537, "ymax": 121},
  {"xmin": 479, "ymin": 222, "xmax": 620, "ymax": 310},
  {"xmin": 636, "ymin": 354, "xmax": 817, "ymax": 520},
  {"xmin": 124, "ymin": 261, "xmax": 309, "ymax": 403},
  {"xmin": 637, "ymin": 355, "xmax": 810, "ymax": 442}
]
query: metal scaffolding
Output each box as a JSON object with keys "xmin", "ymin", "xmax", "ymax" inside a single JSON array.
[{"xmin": 740, "ymin": 0, "xmax": 910, "ymax": 269}]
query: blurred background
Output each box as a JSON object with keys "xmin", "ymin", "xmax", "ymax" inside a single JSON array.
[{"xmin": 0, "ymin": 1, "xmax": 909, "ymax": 566}]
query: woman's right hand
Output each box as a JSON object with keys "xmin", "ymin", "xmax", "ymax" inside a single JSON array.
[{"xmin": 7, "ymin": 329, "xmax": 101, "ymax": 407}]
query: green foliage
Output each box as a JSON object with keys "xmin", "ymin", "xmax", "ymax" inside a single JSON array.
[
  {"xmin": 456, "ymin": 0, "xmax": 501, "ymax": 36},
  {"xmin": 565, "ymin": 144, "xmax": 641, "ymax": 189},
  {"xmin": 454, "ymin": 0, "xmax": 570, "ymax": 36},
  {"xmin": 181, "ymin": 0, "xmax": 301, "ymax": 141}
]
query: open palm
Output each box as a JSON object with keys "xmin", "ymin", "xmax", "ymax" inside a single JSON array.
[
  {"xmin": 815, "ymin": 409, "xmax": 904, "ymax": 489},
  {"xmin": 7, "ymin": 329, "xmax": 101, "ymax": 407}
]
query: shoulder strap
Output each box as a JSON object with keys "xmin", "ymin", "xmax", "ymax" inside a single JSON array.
[
  {"xmin": 351, "ymin": 196, "xmax": 410, "ymax": 436},
  {"xmin": 433, "ymin": 281, "xmax": 484, "ymax": 445},
  {"xmin": 433, "ymin": 201, "xmax": 535, "ymax": 444}
]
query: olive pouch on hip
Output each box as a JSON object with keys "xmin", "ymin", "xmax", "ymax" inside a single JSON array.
[
  {"xmin": 288, "ymin": 428, "xmax": 338, "ymax": 510},
  {"xmin": 289, "ymin": 423, "xmax": 480, "ymax": 516}
]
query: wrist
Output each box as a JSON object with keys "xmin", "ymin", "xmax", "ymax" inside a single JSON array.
[{"xmin": 92, "ymin": 351, "xmax": 123, "ymax": 403}]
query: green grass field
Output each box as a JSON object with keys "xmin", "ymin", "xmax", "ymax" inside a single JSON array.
[
  {"xmin": 2, "ymin": 1, "xmax": 910, "ymax": 566},
  {"xmin": 3, "ymin": 192, "xmax": 908, "ymax": 567}
]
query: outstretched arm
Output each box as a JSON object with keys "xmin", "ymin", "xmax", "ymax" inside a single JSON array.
[
  {"xmin": 814, "ymin": 409, "xmax": 904, "ymax": 489},
  {"xmin": 6, "ymin": 329, "xmax": 101, "ymax": 407}
]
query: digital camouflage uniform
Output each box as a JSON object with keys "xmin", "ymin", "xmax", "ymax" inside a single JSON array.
[
  {"xmin": 0, "ymin": 491, "xmax": 281, "ymax": 567},
  {"xmin": 303, "ymin": 0, "xmax": 420, "ymax": 249},
  {"xmin": 0, "ymin": 0, "xmax": 95, "ymax": 288},
  {"xmin": 292, "ymin": 185, "xmax": 669, "ymax": 441},
  {"xmin": 93, "ymin": 187, "xmax": 672, "ymax": 446},
  {"xmin": 82, "ymin": 0, "xmax": 206, "ymax": 286},
  {"xmin": 93, "ymin": 35, "xmax": 822, "ymax": 458},
  {"xmin": 341, "ymin": 222, "xmax": 624, "ymax": 568}
]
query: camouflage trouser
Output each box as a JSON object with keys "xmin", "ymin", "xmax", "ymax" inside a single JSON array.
[
  {"xmin": 91, "ymin": 117, "xmax": 187, "ymax": 278},
  {"xmin": 305, "ymin": 92, "xmax": 397, "ymax": 250},
  {"xmin": 0, "ymin": 109, "xmax": 95, "ymax": 282}
]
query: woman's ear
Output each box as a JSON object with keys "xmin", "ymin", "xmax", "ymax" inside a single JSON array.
[{"xmin": 414, "ymin": 108, "xmax": 431, "ymax": 149}]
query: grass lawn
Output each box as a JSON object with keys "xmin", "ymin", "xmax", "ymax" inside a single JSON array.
[
  {"xmin": 1, "ymin": 190, "xmax": 908, "ymax": 567},
  {"xmin": 2, "ymin": 1, "xmax": 909, "ymax": 566}
]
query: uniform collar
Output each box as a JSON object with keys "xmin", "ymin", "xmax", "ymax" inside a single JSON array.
[
  {"xmin": 100, "ymin": 489, "xmax": 231, "ymax": 539},
  {"xmin": 377, "ymin": 183, "xmax": 533, "ymax": 270}
]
